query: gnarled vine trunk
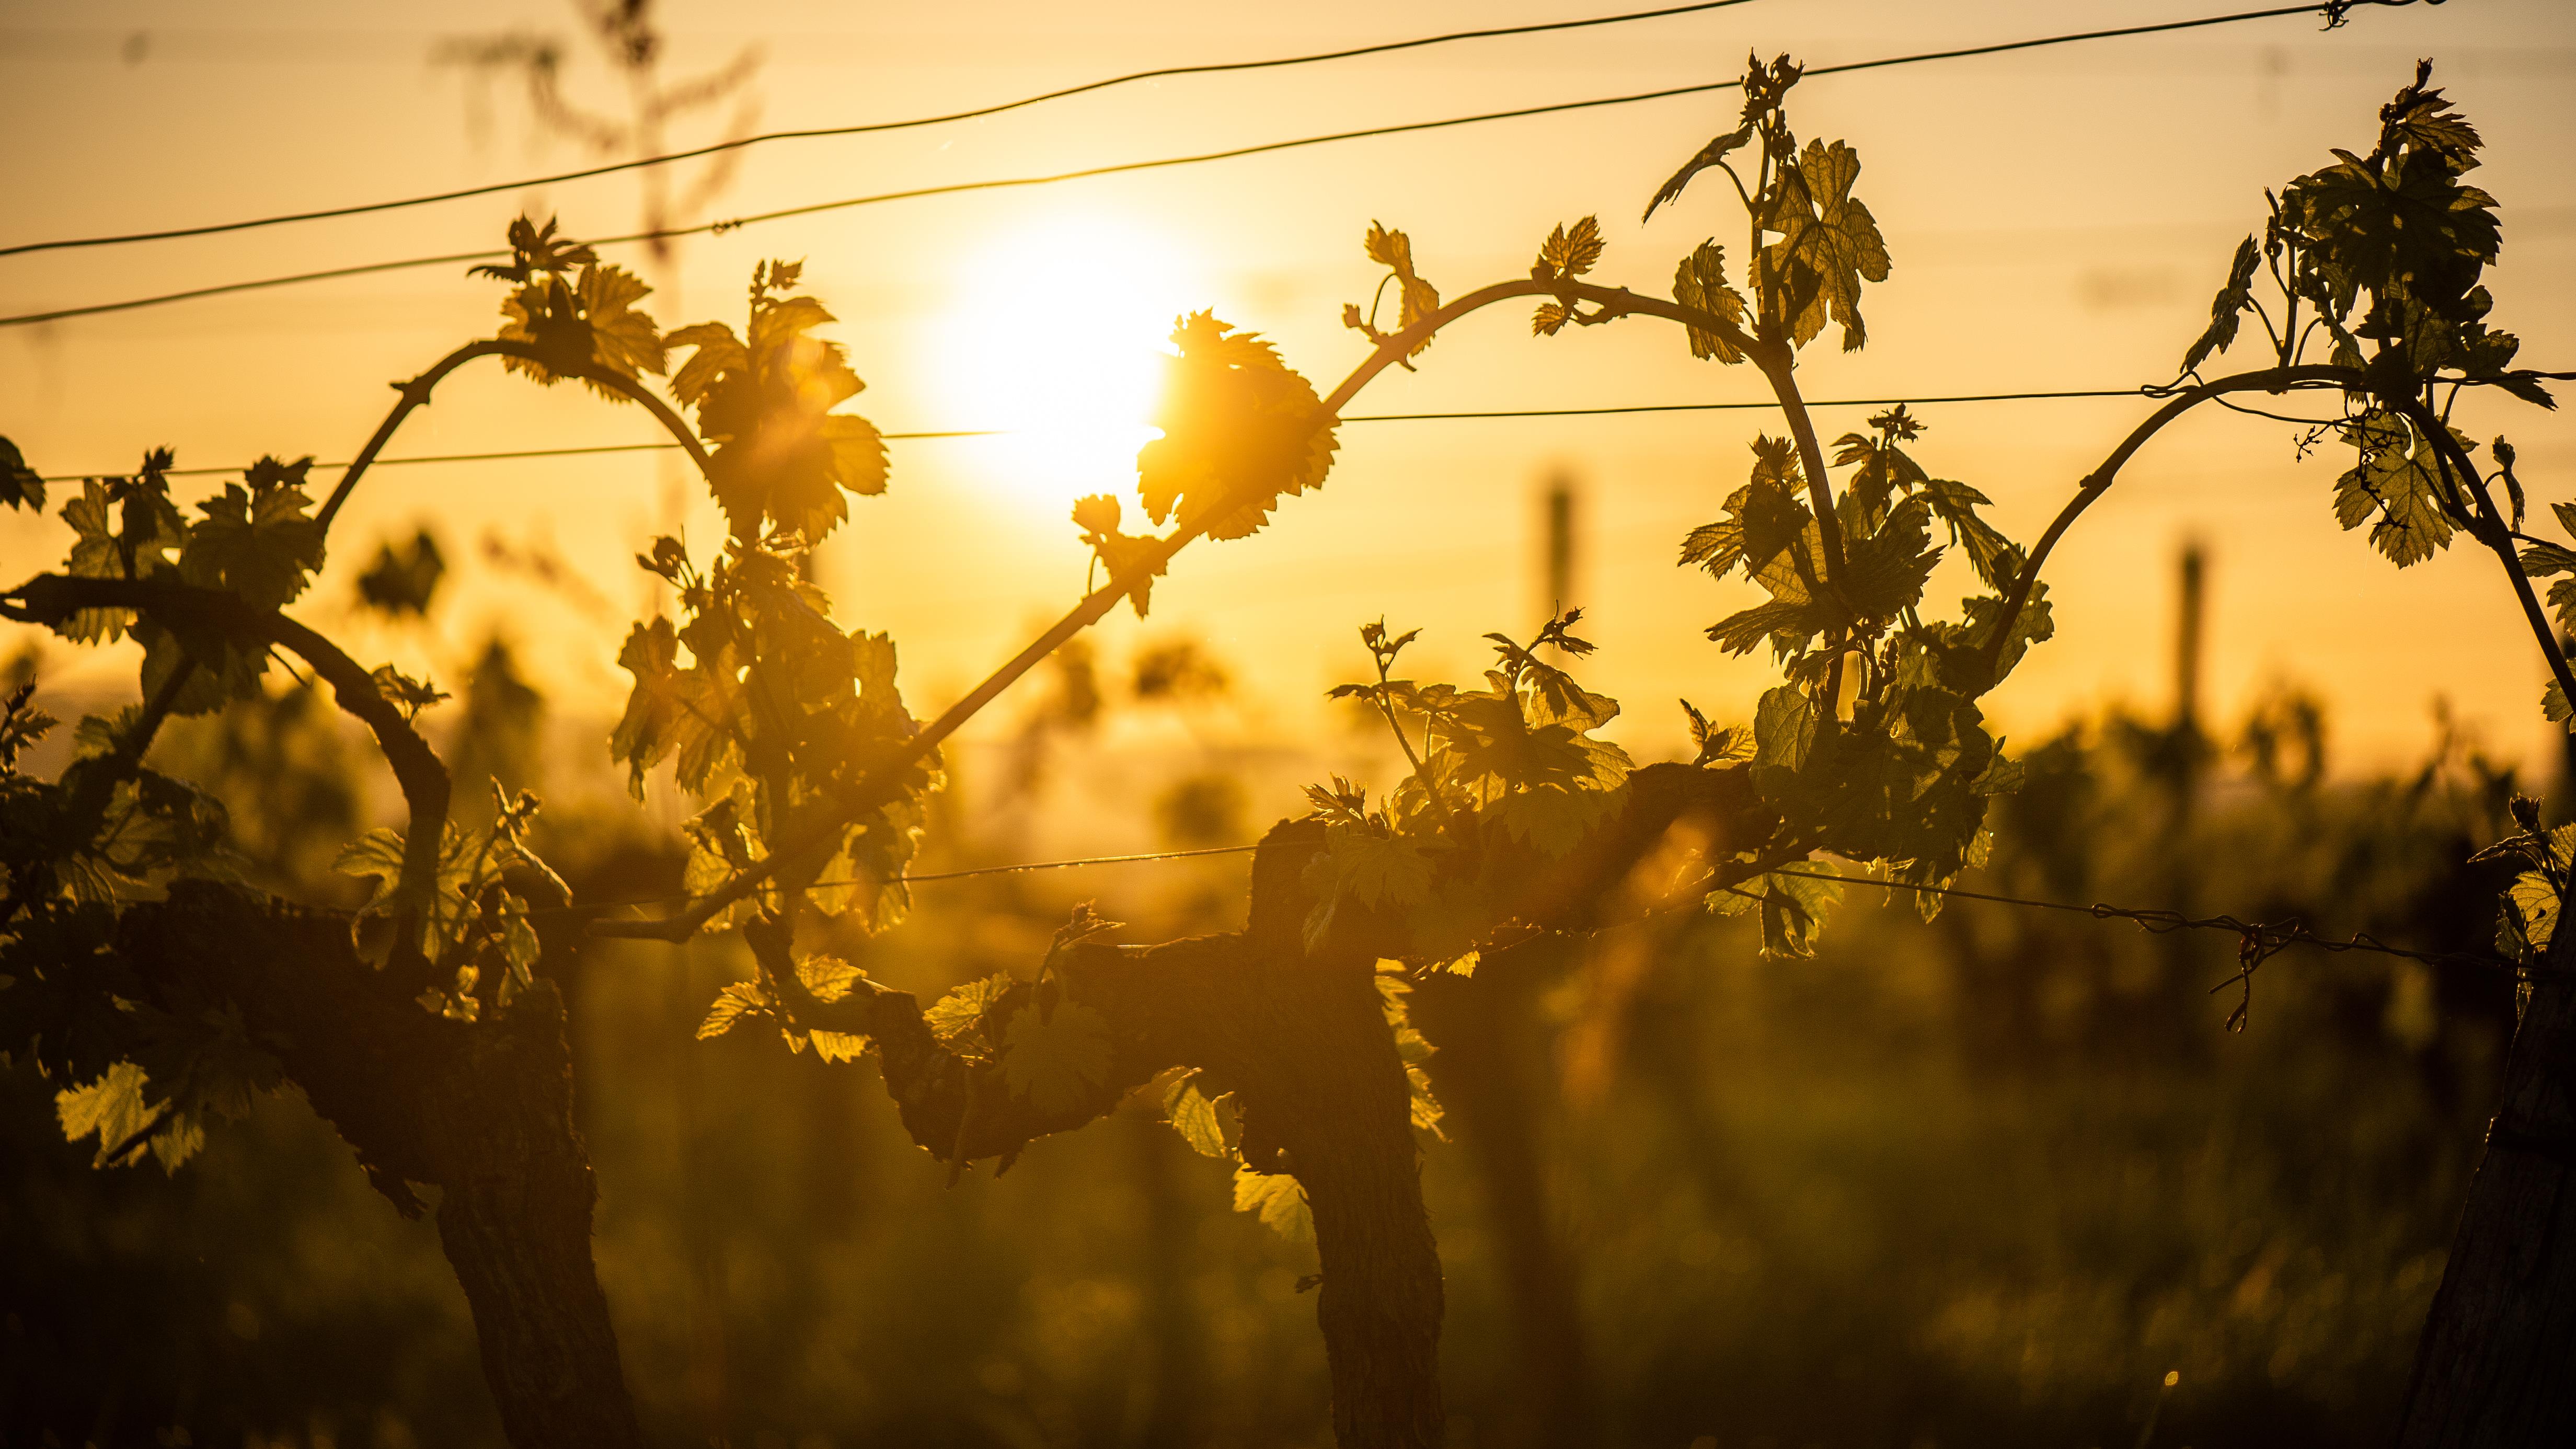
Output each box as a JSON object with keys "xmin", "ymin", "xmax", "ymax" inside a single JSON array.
[
  {"xmin": 843, "ymin": 762, "xmax": 1769, "ymax": 1448},
  {"xmin": 849, "ymin": 826, "xmax": 1448, "ymax": 1447},
  {"xmin": 2399, "ymin": 932, "xmax": 2576, "ymax": 1448},
  {"xmin": 1236, "ymin": 855, "xmax": 1448, "ymax": 1447},
  {"xmin": 122, "ymin": 882, "xmax": 643, "ymax": 1449}
]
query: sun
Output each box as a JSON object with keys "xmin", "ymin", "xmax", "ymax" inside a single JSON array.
[{"xmin": 931, "ymin": 211, "xmax": 1202, "ymax": 510}]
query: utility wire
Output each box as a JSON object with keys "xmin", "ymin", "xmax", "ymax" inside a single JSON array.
[
  {"xmin": 891, "ymin": 844, "xmax": 1257, "ymax": 884},
  {"xmin": 33, "ymin": 431, "xmax": 1002, "ymax": 484},
  {"xmin": 0, "ymin": 3, "xmax": 2407, "ymax": 330},
  {"xmin": 542, "ymin": 843, "xmax": 1261, "ymax": 918},
  {"xmin": 1752, "ymin": 861, "xmax": 2512, "ymax": 978},
  {"xmin": 24, "ymin": 387, "xmax": 2171, "ymax": 484},
  {"xmin": 51, "ymin": 373, "xmax": 2573, "ymax": 486},
  {"xmin": 0, "ymin": 1, "xmax": 1773, "ymax": 258},
  {"xmin": 565, "ymin": 837, "xmax": 2501, "ymax": 995},
  {"xmin": 1347, "ymin": 389, "xmax": 2155, "ymax": 421}
]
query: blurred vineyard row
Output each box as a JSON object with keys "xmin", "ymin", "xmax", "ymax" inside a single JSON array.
[{"xmin": 0, "ymin": 617, "xmax": 2529, "ymax": 1448}]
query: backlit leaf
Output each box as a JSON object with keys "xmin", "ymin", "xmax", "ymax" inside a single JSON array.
[
  {"xmin": 925, "ymin": 973, "xmax": 1013, "ymax": 1046},
  {"xmin": 1359, "ymin": 223, "xmax": 1441, "ymax": 359},
  {"xmin": 1160, "ymin": 1071, "xmax": 1236, "ymax": 1159},
  {"xmin": 1137, "ymin": 312, "xmax": 1337, "ymax": 543},
  {"xmin": 1642, "ymin": 124, "xmax": 1750, "ymax": 223},
  {"xmin": 2334, "ymin": 411, "xmax": 2458, "ymax": 568},
  {"xmin": 796, "ymin": 954, "xmax": 861, "ymax": 1004},
  {"xmin": 56, "ymin": 1061, "xmax": 162, "ymax": 1169},
  {"xmin": 698, "ymin": 980, "xmax": 772, "ymax": 1039},
  {"xmin": 1764, "ymin": 139, "xmax": 1890, "ymax": 352},
  {"xmin": 1672, "ymin": 240, "xmax": 1749, "ymax": 364},
  {"xmin": 1232, "ymin": 1166, "xmax": 1315, "ymax": 1245},
  {"xmin": 1535, "ymin": 215, "xmax": 1605, "ymax": 280},
  {"xmin": 665, "ymin": 262, "xmax": 884, "ymax": 545},
  {"xmin": 498, "ymin": 262, "xmax": 665, "ymax": 401},
  {"xmin": 809, "ymin": 1030, "xmax": 868, "ymax": 1064}
]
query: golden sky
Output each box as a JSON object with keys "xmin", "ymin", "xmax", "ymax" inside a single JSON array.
[{"xmin": 5, "ymin": 0, "xmax": 2574, "ymax": 778}]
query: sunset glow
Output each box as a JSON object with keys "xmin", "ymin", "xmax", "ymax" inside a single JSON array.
[
  {"xmin": 931, "ymin": 211, "xmax": 1198, "ymax": 508},
  {"xmin": 5, "ymin": 4, "xmax": 2575, "ymax": 1443}
]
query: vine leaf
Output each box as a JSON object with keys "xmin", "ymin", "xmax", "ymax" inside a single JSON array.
[
  {"xmin": 1313, "ymin": 826, "xmax": 1434, "ymax": 911},
  {"xmin": 1232, "ymin": 1165, "xmax": 1315, "ymax": 1245},
  {"xmin": 0, "ymin": 435, "xmax": 45, "ymax": 513},
  {"xmin": 111, "ymin": 453, "xmax": 333, "ymax": 716},
  {"xmin": 2180, "ymin": 235, "xmax": 2262, "ymax": 375},
  {"xmin": 1000, "ymin": 1000, "xmax": 1114, "ymax": 1116},
  {"xmin": 1838, "ymin": 497, "xmax": 1942, "ymax": 622},
  {"xmin": 55, "ymin": 1061, "xmax": 199, "ymax": 1171},
  {"xmin": 1710, "ymin": 866, "xmax": 1845, "ymax": 958},
  {"xmin": 1300, "ymin": 824, "xmax": 1436, "ymax": 953},
  {"xmin": 1070, "ymin": 493, "xmax": 1169, "ymax": 618},
  {"xmin": 796, "ymin": 954, "xmax": 861, "ymax": 1004},
  {"xmin": 2524, "ymin": 540, "xmax": 2576, "ymax": 635},
  {"xmin": 1694, "ymin": 437, "xmax": 1839, "ymax": 660},
  {"xmin": 498, "ymin": 261, "xmax": 665, "ymax": 401},
  {"xmin": 1532, "ymin": 215, "xmax": 1604, "ymax": 283},
  {"xmin": 1919, "ymin": 480, "xmax": 2019, "ymax": 592},
  {"xmin": 608, "ymin": 615, "xmax": 738, "ymax": 799},
  {"xmin": 2281, "ymin": 75, "xmax": 2498, "ymax": 332},
  {"xmin": 1961, "ymin": 585, "xmax": 2055, "ymax": 684},
  {"xmin": 368, "ymin": 666, "xmax": 450, "ymax": 720},
  {"xmin": 1377, "ymin": 973, "xmax": 1446, "ymax": 1139},
  {"xmin": 1672, "ymin": 241, "xmax": 1749, "ymax": 364},
  {"xmin": 332, "ymin": 810, "xmax": 553, "ymax": 973},
  {"xmin": 2333, "ymin": 411, "xmax": 2459, "ymax": 568},
  {"xmin": 1138, "ymin": 313, "xmax": 1337, "ymax": 543},
  {"xmin": 1350, "ymin": 223, "xmax": 1441, "ymax": 361},
  {"xmin": 0, "ymin": 683, "xmax": 55, "ymax": 770},
  {"xmin": 665, "ymin": 261, "xmax": 887, "ymax": 545},
  {"xmin": 2501, "ymin": 867, "xmax": 2559, "ymax": 957},
  {"xmin": 1765, "ymin": 139, "xmax": 1890, "ymax": 352},
  {"xmin": 697, "ymin": 980, "xmax": 772, "ymax": 1039},
  {"xmin": 1751, "ymin": 683, "xmax": 1818, "ymax": 779},
  {"xmin": 804, "ymin": 1028, "xmax": 869, "ymax": 1064},
  {"xmin": 1682, "ymin": 699, "xmax": 1755, "ymax": 764},
  {"xmin": 57, "ymin": 452, "xmax": 186, "ymax": 645},
  {"xmin": 925, "ymin": 973, "xmax": 1013, "ymax": 1046},
  {"xmin": 468, "ymin": 215, "xmax": 597, "ymax": 282},
  {"xmin": 178, "ymin": 456, "xmax": 325, "ymax": 613},
  {"xmin": 1161, "ymin": 1072, "xmax": 1237, "ymax": 1159},
  {"xmin": 1642, "ymin": 123, "xmax": 1750, "ymax": 224}
]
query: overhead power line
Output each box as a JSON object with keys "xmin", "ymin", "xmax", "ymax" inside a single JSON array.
[
  {"xmin": 543, "ymin": 840, "xmax": 1267, "ymax": 917},
  {"xmin": 1347, "ymin": 389, "xmax": 2154, "ymax": 421},
  {"xmin": 1753, "ymin": 863, "xmax": 2508, "ymax": 978},
  {"xmin": 893, "ymin": 844, "xmax": 1258, "ymax": 885},
  {"xmin": 23, "ymin": 386, "xmax": 2175, "ymax": 483},
  {"xmin": 550, "ymin": 838, "xmax": 2504, "ymax": 995},
  {"xmin": 0, "ymin": 3, "xmax": 2417, "ymax": 331},
  {"xmin": 1743, "ymin": 860, "xmax": 2514, "ymax": 1028},
  {"xmin": 0, "ymin": 2, "xmax": 1774, "ymax": 259}
]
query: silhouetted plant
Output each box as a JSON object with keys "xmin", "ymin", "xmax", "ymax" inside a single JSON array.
[{"xmin": 1, "ymin": 53, "xmax": 2564, "ymax": 1449}]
